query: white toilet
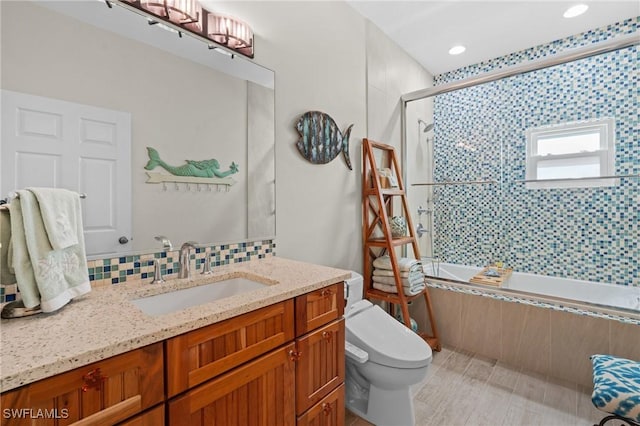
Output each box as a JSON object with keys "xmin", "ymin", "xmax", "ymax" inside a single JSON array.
[{"xmin": 343, "ymin": 272, "xmax": 432, "ymax": 426}]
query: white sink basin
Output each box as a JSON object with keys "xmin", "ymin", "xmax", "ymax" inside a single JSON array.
[{"xmin": 131, "ymin": 277, "xmax": 269, "ymax": 316}]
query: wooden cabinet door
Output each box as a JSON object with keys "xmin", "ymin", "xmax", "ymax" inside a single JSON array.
[
  {"xmin": 295, "ymin": 283, "xmax": 344, "ymax": 337},
  {"xmin": 0, "ymin": 343, "xmax": 163, "ymax": 426},
  {"xmin": 168, "ymin": 343, "xmax": 296, "ymax": 426},
  {"xmin": 116, "ymin": 405, "xmax": 164, "ymax": 426},
  {"xmin": 297, "ymin": 384, "xmax": 345, "ymax": 426},
  {"xmin": 166, "ymin": 300, "xmax": 294, "ymax": 398},
  {"xmin": 295, "ymin": 320, "xmax": 345, "ymax": 415}
]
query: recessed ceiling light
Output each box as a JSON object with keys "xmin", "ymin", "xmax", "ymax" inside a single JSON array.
[
  {"xmin": 563, "ymin": 4, "xmax": 589, "ymax": 18},
  {"xmin": 448, "ymin": 45, "xmax": 466, "ymax": 55}
]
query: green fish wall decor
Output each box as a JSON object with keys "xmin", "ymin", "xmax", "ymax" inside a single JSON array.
[
  {"xmin": 295, "ymin": 111, "xmax": 353, "ymax": 170},
  {"xmin": 144, "ymin": 147, "xmax": 239, "ymax": 178}
]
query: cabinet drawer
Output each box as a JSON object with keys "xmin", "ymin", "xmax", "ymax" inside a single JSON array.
[
  {"xmin": 295, "ymin": 319, "xmax": 345, "ymax": 415},
  {"xmin": 168, "ymin": 343, "xmax": 296, "ymax": 426},
  {"xmin": 295, "ymin": 283, "xmax": 344, "ymax": 337},
  {"xmin": 116, "ymin": 405, "xmax": 164, "ymax": 426},
  {"xmin": 0, "ymin": 343, "xmax": 163, "ymax": 426},
  {"xmin": 166, "ymin": 299, "xmax": 294, "ymax": 397},
  {"xmin": 297, "ymin": 384, "xmax": 345, "ymax": 426}
]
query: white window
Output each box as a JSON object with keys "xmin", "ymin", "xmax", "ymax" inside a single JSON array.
[{"xmin": 525, "ymin": 118, "xmax": 616, "ymax": 189}]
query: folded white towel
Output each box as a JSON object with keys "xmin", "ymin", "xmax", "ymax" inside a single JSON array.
[
  {"xmin": 373, "ymin": 269, "xmax": 410, "ymax": 278},
  {"xmin": 373, "ymin": 281, "xmax": 425, "ymax": 296},
  {"xmin": 10, "ymin": 189, "xmax": 91, "ymax": 312},
  {"xmin": 29, "ymin": 187, "xmax": 79, "ymax": 250},
  {"xmin": 372, "ymin": 255, "xmax": 421, "ymax": 272},
  {"xmin": 373, "ymin": 275, "xmax": 424, "ymax": 288}
]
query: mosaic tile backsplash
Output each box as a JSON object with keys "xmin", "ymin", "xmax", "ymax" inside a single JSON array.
[
  {"xmin": 430, "ymin": 18, "xmax": 639, "ymax": 286},
  {"xmin": 1, "ymin": 239, "xmax": 275, "ymax": 303}
]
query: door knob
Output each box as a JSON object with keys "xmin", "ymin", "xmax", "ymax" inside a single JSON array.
[{"xmin": 118, "ymin": 236, "xmax": 129, "ymax": 244}]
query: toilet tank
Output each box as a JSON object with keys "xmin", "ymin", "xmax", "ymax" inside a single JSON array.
[{"xmin": 344, "ymin": 271, "xmax": 363, "ymax": 314}]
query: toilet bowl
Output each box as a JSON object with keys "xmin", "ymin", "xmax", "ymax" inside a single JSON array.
[{"xmin": 344, "ymin": 272, "xmax": 432, "ymax": 426}]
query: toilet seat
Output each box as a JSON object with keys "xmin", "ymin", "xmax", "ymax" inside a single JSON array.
[{"xmin": 346, "ymin": 300, "xmax": 432, "ymax": 369}]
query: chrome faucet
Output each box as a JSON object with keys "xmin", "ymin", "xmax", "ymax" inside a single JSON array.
[{"xmin": 178, "ymin": 241, "xmax": 198, "ymax": 279}]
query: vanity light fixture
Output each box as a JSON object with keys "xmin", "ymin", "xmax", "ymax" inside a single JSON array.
[
  {"xmin": 207, "ymin": 13, "xmax": 253, "ymax": 54},
  {"xmin": 140, "ymin": 0, "xmax": 199, "ymax": 25},
  {"xmin": 448, "ymin": 45, "xmax": 466, "ymax": 55},
  {"xmin": 108, "ymin": 0, "xmax": 254, "ymax": 58},
  {"xmin": 563, "ymin": 4, "xmax": 589, "ymax": 18}
]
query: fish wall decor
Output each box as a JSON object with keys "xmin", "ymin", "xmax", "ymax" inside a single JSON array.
[{"xmin": 295, "ymin": 111, "xmax": 353, "ymax": 170}]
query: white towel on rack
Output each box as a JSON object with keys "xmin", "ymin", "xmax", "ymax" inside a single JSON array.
[
  {"xmin": 1, "ymin": 208, "xmax": 17, "ymax": 285},
  {"xmin": 9, "ymin": 189, "xmax": 91, "ymax": 312},
  {"xmin": 373, "ymin": 269, "xmax": 411, "ymax": 278},
  {"xmin": 372, "ymin": 255, "xmax": 421, "ymax": 272},
  {"xmin": 372, "ymin": 275, "xmax": 424, "ymax": 288},
  {"xmin": 373, "ymin": 281, "xmax": 425, "ymax": 296},
  {"xmin": 8, "ymin": 197, "xmax": 40, "ymax": 308},
  {"xmin": 29, "ymin": 187, "xmax": 80, "ymax": 250}
]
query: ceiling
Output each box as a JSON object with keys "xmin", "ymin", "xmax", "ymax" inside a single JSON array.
[{"xmin": 347, "ymin": 1, "xmax": 639, "ymax": 76}]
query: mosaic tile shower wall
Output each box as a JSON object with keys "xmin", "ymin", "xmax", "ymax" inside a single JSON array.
[
  {"xmin": 431, "ymin": 18, "xmax": 639, "ymax": 286},
  {"xmin": 1, "ymin": 239, "xmax": 276, "ymax": 303}
]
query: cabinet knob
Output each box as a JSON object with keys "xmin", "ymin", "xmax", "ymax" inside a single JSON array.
[
  {"xmin": 320, "ymin": 288, "xmax": 333, "ymax": 297},
  {"xmin": 81, "ymin": 368, "xmax": 107, "ymax": 392},
  {"xmin": 322, "ymin": 402, "xmax": 332, "ymax": 416},
  {"xmin": 322, "ymin": 330, "xmax": 333, "ymax": 342},
  {"xmin": 288, "ymin": 350, "xmax": 302, "ymax": 362}
]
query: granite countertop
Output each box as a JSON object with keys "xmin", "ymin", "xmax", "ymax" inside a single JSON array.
[{"xmin": 0, "ymin": 257, "xmax": 351, "ymax": 393}]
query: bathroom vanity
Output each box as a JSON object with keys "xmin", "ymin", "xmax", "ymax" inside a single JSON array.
[{"xmin": 0, "ymin": 257, "xmax": 348, "ymax": 425}]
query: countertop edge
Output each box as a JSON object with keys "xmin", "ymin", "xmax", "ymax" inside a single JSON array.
[{"xmin": 0, "ymin": 258, "xmax": 351, "ymax": 393}]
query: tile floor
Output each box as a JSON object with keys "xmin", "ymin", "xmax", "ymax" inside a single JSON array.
[{"xmin": 345, "ymin": 346, "xmax": 606, "ymax": 426}]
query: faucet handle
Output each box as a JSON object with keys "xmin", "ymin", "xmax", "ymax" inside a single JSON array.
[
  {"xmin": 154, "ymin": 235, "xmax": 173, "ymax": 251},
  {"xmin": 201, "ymin": 253, "xmax": 213, "ymax": 275},
  {"xmin": 150, "ymin": 259, "xmax": 165, "ymax": 284}
]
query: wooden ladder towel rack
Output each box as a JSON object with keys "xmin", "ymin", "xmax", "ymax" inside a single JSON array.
[{"xmin": 362, "ymin": 138, "xmax": 440, "ymax": 351}]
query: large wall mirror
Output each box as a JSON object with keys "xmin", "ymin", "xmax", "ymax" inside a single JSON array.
[{"xmin": 1, "ymin": 0, "xmax": 275, "ymax": 258}]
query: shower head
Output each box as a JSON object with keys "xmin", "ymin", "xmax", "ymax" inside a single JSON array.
[{"xmin": 418, "ymin": 119, "xmax": 434, "ymax": 133}]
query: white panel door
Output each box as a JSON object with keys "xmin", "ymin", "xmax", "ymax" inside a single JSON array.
[{"xmin": 1, "ymin": 90, "xmax": 132, "ymax": 257}]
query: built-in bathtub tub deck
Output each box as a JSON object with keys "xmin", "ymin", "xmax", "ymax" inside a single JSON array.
[
  {"xmin": 0, "ymin": 257, "xmax": 350, "ymax": 425},
  {"xmin": 415, "ymin": 262, "xmax": 640, "ymax": 388}
]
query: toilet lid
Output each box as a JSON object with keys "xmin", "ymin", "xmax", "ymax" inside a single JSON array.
[{"xmin": 345, "ymin": 301, "xmax": 432, "ymax": 369}]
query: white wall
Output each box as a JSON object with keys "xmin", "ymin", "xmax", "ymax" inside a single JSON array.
[
  {"xmin": 2, "ymin": 1, "xmax": 432, "ymax": 273},
  {"xmin": 365, "ymin": 22, "xmax": 434, "ymax": 259},
  {"xmin": 217, "ymin": 3, "xmax": 433, "ymax": 273},
  {"xmin": 213, "ymin": 1, "xmax": 367, "ymax": 272}
]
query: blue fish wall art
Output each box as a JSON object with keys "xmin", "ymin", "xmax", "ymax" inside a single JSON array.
[{"xmin": 295, "ymin": 111, "xmax": 353, "ymax": 170}]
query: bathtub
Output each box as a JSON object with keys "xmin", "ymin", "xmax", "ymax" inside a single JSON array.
[
  {"xmin": 416, "ymin": 261, "xmax": 639, "ymax": 387},
  {"xmin": 422, "ymin": 261, "xmax": 640, "ymax": 313}
]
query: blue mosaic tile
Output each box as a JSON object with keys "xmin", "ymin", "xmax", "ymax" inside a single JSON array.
[
  {"xmin": 430, "ymin": 19, "xmax": 639, "ymax": 287},
  {"xmin": 435, "ymin": 17, "xmax": 638, "ymax": 85}
]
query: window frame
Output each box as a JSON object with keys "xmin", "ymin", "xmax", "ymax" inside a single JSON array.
[{"xmin": 525, "ymin": 117, "xmax": 616, "ymax": 189}]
